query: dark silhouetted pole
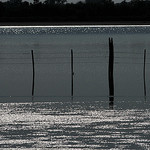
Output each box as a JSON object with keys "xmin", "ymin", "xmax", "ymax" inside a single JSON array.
[
  {"xmin": 71, "ymin": 49, "xmax": 74, "ymax": 97},
  {"xmin": 143, "ymin": 49, "xmax": 146, "ymax": 97},
  {"xmin": 108, "ymin": 38, "xmax": 114, "ymax": 109},
  {"xmin": 31, "ymin": 50, "xmax": 35, "ymax": 97}
]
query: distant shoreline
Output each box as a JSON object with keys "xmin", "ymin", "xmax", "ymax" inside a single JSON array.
[{"xmin": 1, "ymin": 21, "xmax": 150, "ymax": 26}]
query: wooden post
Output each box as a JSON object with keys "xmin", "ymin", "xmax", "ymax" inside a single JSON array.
[
  {"xmin": 108, "ymin": 38, "xmax": 114, "ymax": 109},
  {"xmin": 71, "ymin": 49, "xmax": 74, "ymax": 97},
  {"xmin": 31, "ymin": 50, "xmax": 35, "ymax": 97},
  {"xmin": 143, "ymin": 49, "xmax": 146, "ymax": 97}
]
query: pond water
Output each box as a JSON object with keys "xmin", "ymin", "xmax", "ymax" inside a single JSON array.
[{"xmin": 0, "ymin": 25, "xmax": 150, "ymax": 149}]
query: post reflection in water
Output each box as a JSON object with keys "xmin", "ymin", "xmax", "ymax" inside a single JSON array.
[{"xmin": 109, "ymin": 96, "xmax": 114, "ymax": 109}]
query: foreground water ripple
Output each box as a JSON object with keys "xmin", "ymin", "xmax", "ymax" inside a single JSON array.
[{"xmin": 0, "ymin": 99, "xmax": 150, "ymax": 149}]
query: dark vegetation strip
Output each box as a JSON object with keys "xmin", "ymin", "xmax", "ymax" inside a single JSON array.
[{"xmin": 1, "ymin": 0, "xmax": 150, "ymax": 23}]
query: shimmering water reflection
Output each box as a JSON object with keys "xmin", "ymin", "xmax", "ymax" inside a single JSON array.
[{"xmin": 0, "ymin": 98, "xmax": 150, "ymax": 149}]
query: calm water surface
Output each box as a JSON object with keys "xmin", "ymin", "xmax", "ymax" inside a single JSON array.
[{"xmin": 0, "ymin": 25, "xmax": 150, "ymax": 149}]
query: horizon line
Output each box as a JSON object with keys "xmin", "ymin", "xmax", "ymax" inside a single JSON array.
[{"xmin": 0, "ymin": 25, "xmax": 150, "ymax": 28}]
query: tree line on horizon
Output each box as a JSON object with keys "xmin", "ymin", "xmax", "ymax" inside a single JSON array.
[{"xmin": 0, "ymin": 0, "xmax": 150, "ymax": 22}]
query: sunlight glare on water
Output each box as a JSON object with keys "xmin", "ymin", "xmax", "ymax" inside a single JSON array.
[
  {"xmin": 1, "ymin": 25, "xmax": 150, "ymax": 35},
  {"xmin": 0, "ymin": 99, "xmax": 150, "ymax": 149}
]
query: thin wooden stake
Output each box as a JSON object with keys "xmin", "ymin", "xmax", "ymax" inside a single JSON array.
[
  {"xmin": 108, "ymin": 38, "xmax": 114, "ymax": 108},
  {"xmin": 31, "ymin": 50, "xmax": 35, "ymax": 97},
  {"xmin": 143, "ymin": 49, "xmax": 146, "ymax": 97},
  {"xmin": 71, "ymin": 49, "xmax": 74, "ymax": 97}
]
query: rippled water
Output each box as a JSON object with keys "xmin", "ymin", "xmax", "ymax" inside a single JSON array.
[
  {"xmin": 0, "ymin": 25, "xmax": 150, "ymax": 149},
  {"xmin": 0, "ymin": 98, "xmax": 150, "ymax": 149}
]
